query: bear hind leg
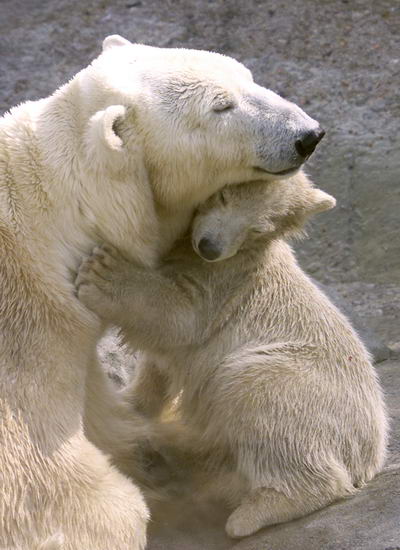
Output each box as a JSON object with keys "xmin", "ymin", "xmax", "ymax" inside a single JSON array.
[
  {"xmin": 225, "ymin": 486, "xmax": 334, "ymax": 538},
  {"xmin": 226, "ymin": 467, "xmax": 355, "ymax": 539}
]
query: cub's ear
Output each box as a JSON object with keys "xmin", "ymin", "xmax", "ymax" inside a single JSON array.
[
  {"xmin": 307, "ymin": 189, "xmax": 336, "ymax": 214},
  {"xmin": 84, "ymin": 105, "xmax": 127, "ymax": 172},
  {"xmin": 102, "ymin": 35, "xmax": 132, "ymax": 52}
]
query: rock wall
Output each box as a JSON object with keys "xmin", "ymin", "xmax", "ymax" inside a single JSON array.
[{"xmin": 1, "ymin": 0, "xmax": 399, "ymax": 285}]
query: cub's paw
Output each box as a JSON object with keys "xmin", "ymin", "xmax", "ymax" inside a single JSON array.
[
  {"xmin": 75, "ymin": 244, "xmax": 128, "ymax": 318},
  {"xmin": 225, "ymin": 507, "xmax": 260, "ymax": 539}
]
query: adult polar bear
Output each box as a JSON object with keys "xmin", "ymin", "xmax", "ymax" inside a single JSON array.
[{"xmin": 0, "ymin": 35, "xmax": 324, "ymax": 549}]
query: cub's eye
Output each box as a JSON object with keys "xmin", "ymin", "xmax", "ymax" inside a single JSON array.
[{"xmin": 212, "ymin": 102, "xmax": 235, "ymax": 113}]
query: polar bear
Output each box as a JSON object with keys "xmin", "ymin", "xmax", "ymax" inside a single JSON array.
[
  {"xmin": 76, "ymin": 173, "xmax": 387, "ymax": 539},
  {"xmin": 0, "ymin": 34, "xmax": 324, "ymax": 549}
]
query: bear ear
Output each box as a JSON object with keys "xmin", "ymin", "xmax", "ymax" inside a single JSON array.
[
  {"xmin": 102, "ymin": 35, "xmax": 132, "ymax": 52},
  {"xmin": 307, "ymin": 189, "xmax": 336, "ymax": 214},
  {"xmin": 88, "ymin": 105, "xmax": 126, "ymax": 151},
  {"xmin": 84, "ymin": 105, "xmax": 128, "ymax": 172}
]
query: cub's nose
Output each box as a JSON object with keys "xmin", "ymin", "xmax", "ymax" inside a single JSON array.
[
  {"xmin": 197, "ymin": 237, "xmax": 221, "ymax": 261},
  {"xmin": 295, "ymin": 127, "xmax": 325, "ymax": 157}
]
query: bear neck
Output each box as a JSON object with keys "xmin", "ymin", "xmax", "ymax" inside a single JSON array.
[{"xmin": 31, "ymin": 78, "xmax": 161, "ymax": 289}]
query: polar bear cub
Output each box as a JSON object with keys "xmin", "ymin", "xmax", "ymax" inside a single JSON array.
[{"xmin": 76, "ymin": 173, "xmax": 387, "ymax": 538}]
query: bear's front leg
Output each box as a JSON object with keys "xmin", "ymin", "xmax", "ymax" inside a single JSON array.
[
  {"xmin": 76, "ymin": 244, "xmax": 200, "ymax": 349},
  {"xmin": 124, "ymin": 355, "xmax": 170, "ymax": 419},
  {"xmin": 76, "ymin": 244, "xmax": 134, "ymax": 324}
]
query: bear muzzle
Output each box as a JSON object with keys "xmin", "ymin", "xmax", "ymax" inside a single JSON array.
[
  {"xmin": 196, "ymin": 237, "xmax": 222, "ymax": 261},
  {"xmin": 295, "ymin": 127, "xmax": 326, "ymax": 158}
]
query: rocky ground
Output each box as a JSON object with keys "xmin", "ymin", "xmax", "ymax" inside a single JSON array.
[{"xmin": 1, "ymin": 0, "xmax": 399, "ymax": 548}]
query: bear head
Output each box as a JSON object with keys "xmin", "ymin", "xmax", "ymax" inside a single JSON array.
[
  {"xmin": 80, "ymin": 35, "xmax": 325, "ymax": 208},
  {"xmin": 191, "ymin": 172, "xmax": 336, "ymax": 262}
]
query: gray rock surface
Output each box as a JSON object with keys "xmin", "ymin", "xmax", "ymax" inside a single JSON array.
[
  {"xmin": 1, "ymin": 0, "xmax": 399, "ymax": 286},
  {"xmin": 1, "ymin": 0, "xmax": 399, "ymax": 548},
  {"xmin": 1, "ymin": 0, "xmax": 399, "ymax": 355}
]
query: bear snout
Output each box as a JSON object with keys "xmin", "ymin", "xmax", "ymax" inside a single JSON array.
[
  {"xmin": 197, "ymin": 237, "xmax": 222, "ymax": 261},
  {"xmin": 295, "ymin": 127, "xmax": 326, "ymax": 158}
]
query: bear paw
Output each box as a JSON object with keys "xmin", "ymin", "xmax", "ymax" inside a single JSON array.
[
  {"xmin": 225, "ymin": 508, "xmax": 261, "ymax": 539},
  {"xmin": 75, "ymin": 243, "xmax": 129, "ymax": 319}
]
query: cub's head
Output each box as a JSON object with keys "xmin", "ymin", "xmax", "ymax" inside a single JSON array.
[{"xmin": 192, "ymin": 173, "xmax": 335, "ymax": 262}]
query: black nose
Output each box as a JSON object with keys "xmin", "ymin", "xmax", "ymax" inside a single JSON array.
[
  {"xmin": 197, "ymin": 237, "xmax": 221, "ymax": 261},
  {"xmin": 295, "ymin": 127, "xmax": 325, "ymax": 157}
]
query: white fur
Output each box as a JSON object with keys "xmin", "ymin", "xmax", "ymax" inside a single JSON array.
[
  {"xmin": 37, "ymin": 533, "xmax": 64, "ymax": 550},
  {"xmin": 76, "ymin": 173, "xmax": 387, "ymax": 539},
  {"xmin": 0, "ymin": 33, "xmax": 327, "ymax": 547}
]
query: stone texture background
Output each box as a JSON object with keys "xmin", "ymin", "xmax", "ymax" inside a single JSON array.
[
  {"xmin": 1, "ymin": 1, "xmax": 399, "ymax": 548},
  {"xmin": 1, "ymin": 0, "xmax": 399, "ymax": 357}
]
